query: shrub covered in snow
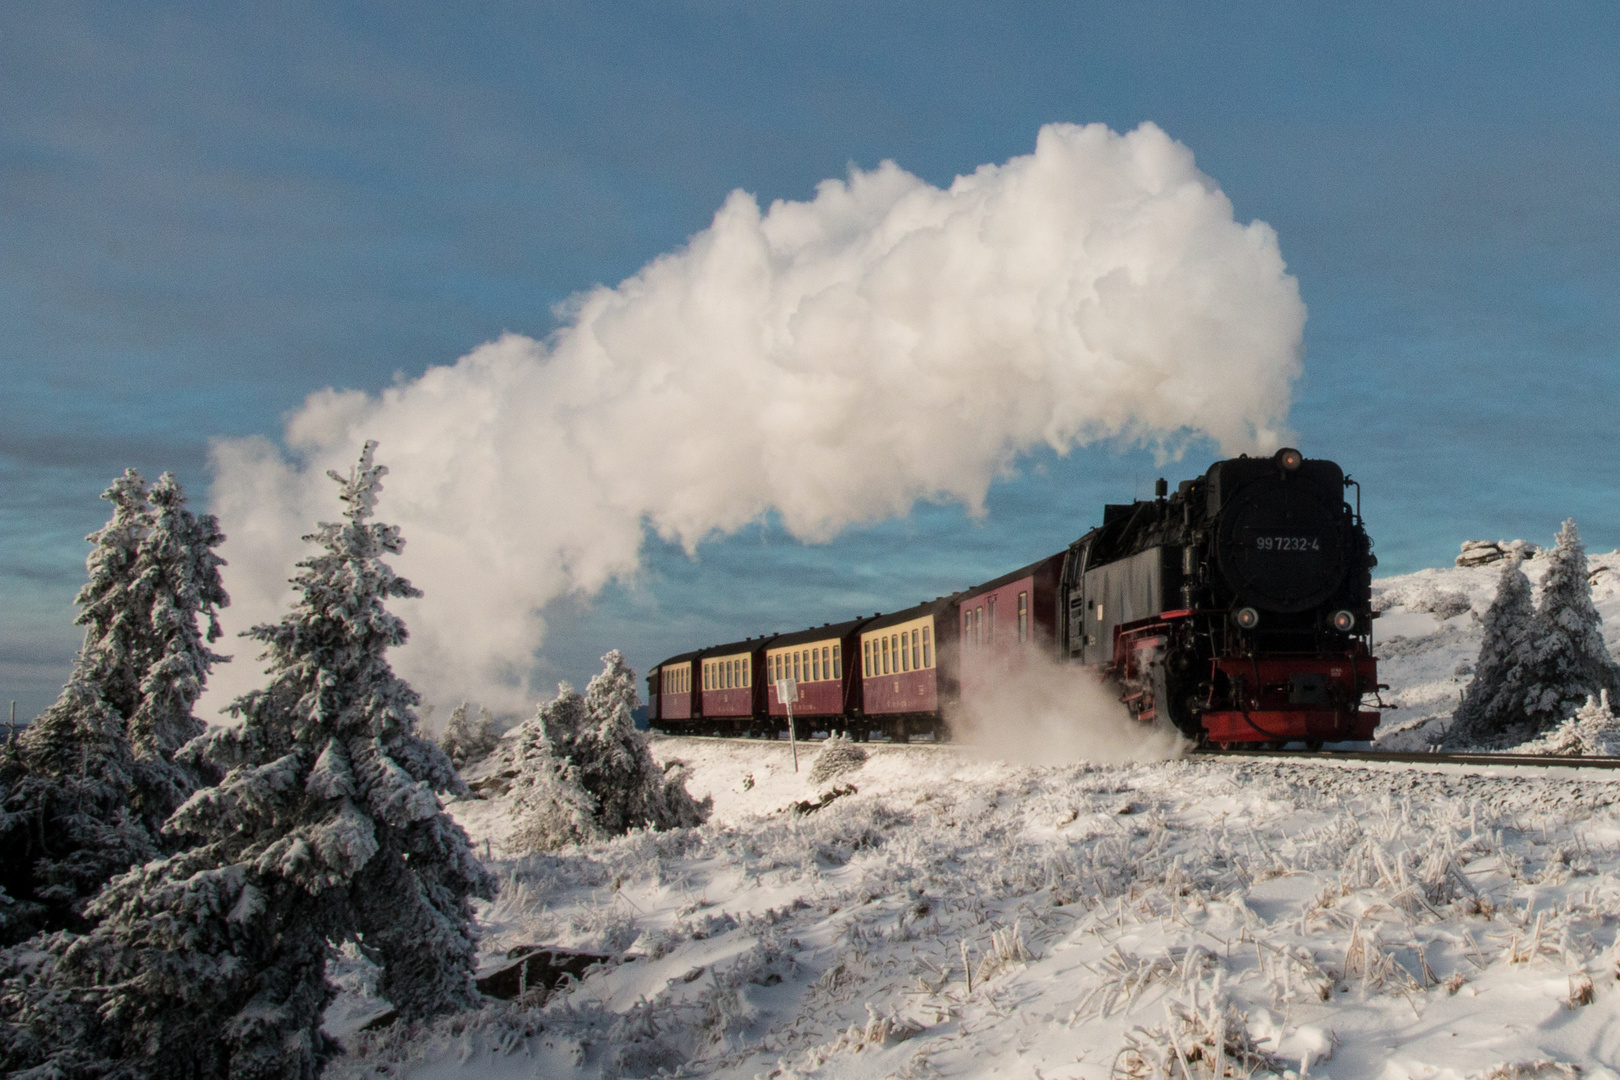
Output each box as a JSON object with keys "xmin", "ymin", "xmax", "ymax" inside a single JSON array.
[
  {"xmin": 440, "ymin": 701, "xmax": 501, "ymax": 768},
  {"xmin": 509, "ymin": 651, "xmax": 711, "ymax": 853},
  {"xmin": 5, "ymin": 443, "xmax": 494, "ymax": 1079},
  {"xmin": 0, "ymin": 470, "xmax": 227, "ymax": 943},
  {"xmin": 808, "ymin": 732, "xmax": 868, "ymax": 786},
  {"xmin": 1517, "ymin": 690, "xmax": 1620, "ymax": 756}
]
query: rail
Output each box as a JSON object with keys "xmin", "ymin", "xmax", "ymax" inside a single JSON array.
[{"xmin": 652, "ymin": 733, "xmax": 1620, "ymax": 772}]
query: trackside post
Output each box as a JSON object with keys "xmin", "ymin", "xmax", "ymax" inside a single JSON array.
[{"xmin": 776, "ymin": 677, "xmax": 798, "ymax": 771}]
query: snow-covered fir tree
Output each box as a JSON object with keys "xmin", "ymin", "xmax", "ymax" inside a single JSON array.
[
  {"xmin": 1446, "ymin": 554, "xmax": 1535, "ymax": 748},
  {"xmin": 0, "ymin": 470, "xmax": 227, "ymax": 942},
  {"xmin": 125, "ymin": 472, "xmax": 230, "ymax": 828},
  {"xmin": 508, "ymin": 686, "xmax": 601, "ymax": 852},
  {"xmin": 27, "ymin": 443, "xmax": 493, "ymax": 1079},
  {"xmin": 1519, "ymin": 519, "xmax": 1620, "ymax": 739},
  {"xmin": 509, "ymin": 651, "xmax": 710, "ymax": 853},
  {"xmin": 439, "ymin": 701, "xmax": 500, "ymax": 769}
]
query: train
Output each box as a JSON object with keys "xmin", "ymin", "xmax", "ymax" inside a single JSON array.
[{"xmin": 648, "ymin": 448, "xmax": 1383, "ymax": 749}]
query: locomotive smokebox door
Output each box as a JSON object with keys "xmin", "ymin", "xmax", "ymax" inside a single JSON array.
[{"xmin": 1288, "ymin": 673, "xmax": 1329, "ymax": 705}]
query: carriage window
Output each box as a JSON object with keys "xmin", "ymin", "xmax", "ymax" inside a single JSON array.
[
  {"xmin": 832, "ymin": 644, "xmax": 841, "ymax": 679},
  {"xmin": 791, "ymin": 652, "xmax": 799, "ymax": 683},
  {"xmin": 863, "ymin": 640, "xmax": 871, "ymax": 677},
  {"xmin": 911, "ymin": 629, "xmax": 920, "ymax": 669},
  {"xmin": 1018, "ymin": 591, "xmax": 1029, "ymax": 643},
  {"xmin": 822, "ymin": 646, "xmax": 830, "ymax": 680},
  {"xmin": 922, "ymin": 626, "xmax": 932, "ymax": 668},
  {"xmin": 881, "ymin": 636, "xmax": 890, "ymax": 674},
  {"xmin": 744, "ymin": 662, "xmax": 750, "ymax": 687},
  {"xmin": 988, "ymin": 597, "xmax": 996, "ymax": 644},
  {"xmin": 727, "ymin": 660, "xmax": 735, "ymax": 689}
]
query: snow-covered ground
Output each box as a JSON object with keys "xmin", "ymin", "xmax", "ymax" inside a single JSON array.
[{"xmin": 327, "ymin": 547, "xmax": 1620, "ymax": 1079}]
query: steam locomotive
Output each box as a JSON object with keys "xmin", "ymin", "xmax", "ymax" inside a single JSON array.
[{"xmin": 648, "ymin": 448, "xmax": 1382, "ymax": 748}]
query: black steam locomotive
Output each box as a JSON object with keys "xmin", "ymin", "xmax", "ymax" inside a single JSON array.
[{"xmin": 650, "ymin": 448, "xmax": 1381, "ymax": 748}]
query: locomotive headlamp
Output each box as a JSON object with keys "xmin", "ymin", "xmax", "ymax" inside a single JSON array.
[
  {"xmin": 1331, "ymin": 609, "xmax": 1357, "ymax": 633},
  {"xmin": 1276, "ymin": 447, "xmax": 1303, "ymax": 471},
  {"xmin": 1234, "ymin": 607, "xmax": 1260, "ymax": 630}
]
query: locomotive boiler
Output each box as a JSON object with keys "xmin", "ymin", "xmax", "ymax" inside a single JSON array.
[{"xmin": 649, "ymin": 448, "xmax": 1382, "ymax": 748}]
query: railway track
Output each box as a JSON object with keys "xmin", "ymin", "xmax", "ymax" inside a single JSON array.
[
  {"xmin": 1191, "ymin": 747, "xmax": 1620, "ymax": 771},
  {"xmin": 654, "ymin": 733, "xmax": 1620, "ymax": 773}
]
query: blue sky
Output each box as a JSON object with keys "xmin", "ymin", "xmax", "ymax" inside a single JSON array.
[{"xmin": 6, "ymin": 2, "xmax": 1620, "ymax": 720}]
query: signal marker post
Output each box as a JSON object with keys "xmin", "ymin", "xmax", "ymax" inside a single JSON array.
[{"xmin": 775, "ymin": 677, "xmax": 799, "ymax": 772}]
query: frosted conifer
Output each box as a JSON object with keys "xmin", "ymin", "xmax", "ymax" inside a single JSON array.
[
  {"xmin": 40, "ymin": 443, "xmax": 493, "ymax": 1079},
  {"xmin": 509, "ymin": 652, "xmax": 709, "ymax": 853},
  {"xmin": 1521, "ymin": 519, "xmax": 1620, "ymax": 737},
  {"xmin": 0, "ymin": 470, "xmax": 226, "ymax": 941},
  {"xmin": 508, "ymin": 687, "xmax": 601, "ymax": 852},
  {"xmin": 440, "ymin": 702, "xmax": 500, "ymax": 769},
  {"xmin": 125, "ymin": 472, "xmax": 230, "ymax": 827},
  {"xmin": 1447, "ymin": 554, "xmax": 1535, "ymax": 748}
]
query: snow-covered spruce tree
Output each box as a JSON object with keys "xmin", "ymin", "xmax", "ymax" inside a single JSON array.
[
  {"xmin": 1446, "ymin": 554, "xmax": 1535, "ymax": 748},
  {"xmin": 0, "ymin": 470, "xmax": 227, "ymax": 942},
  {"xmin": 439, "ymin": 701, "xmax": 500, "ymax": 769},
  {"xmin": 1520, "ymin": 519, "xmax": 1620, "ymax": 739},
  {"xmin": 509, "ymin": 651, "xmax": 710, "ymax": 853},
  {"xmin": 49, "ymin": 442, "xmax": 494, "ymax": 1079},
  {"xmin": 125, "ymin": 471, "xmax": 230, "ymax": 827},
  {"xmin": 508, "ymin": 687, "xmax": 601, "ymax": 852}
]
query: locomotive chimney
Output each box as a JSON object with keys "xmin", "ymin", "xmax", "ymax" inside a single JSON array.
[{"xmin": 1154, "ymin": 477, "xmax": 1168, "ymax": 500}]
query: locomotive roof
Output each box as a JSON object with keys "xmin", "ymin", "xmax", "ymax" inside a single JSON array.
[
  {"xmin": 860, "ymin": 595, "xmax": 958, "ymax": 633},
  {"xmin": 954, "ymin": 551, "xmax": 1066, "ymax": 602},
  {"xmin": 765, "ymin": 616, "xmax": 873, "ymax": 649}
]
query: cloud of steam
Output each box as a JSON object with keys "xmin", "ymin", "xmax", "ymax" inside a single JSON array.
[
  {"xmin": 946, "ymin": 653, "xmax": 1191, "ymax": 765},
  {"xmin": 202, "ymin": 122, "xmax": 1305, "ymax": 716}
]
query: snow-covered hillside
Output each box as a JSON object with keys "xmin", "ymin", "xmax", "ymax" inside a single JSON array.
[
  {"xmin": 1371, "ymin": 547, "xmax": 1620, "ymax": 750},
  {"xmin": 324, "ymin": 546, "xmax": 1620, "ymax": 1079}
]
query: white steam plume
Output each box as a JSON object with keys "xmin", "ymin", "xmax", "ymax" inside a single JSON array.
[
  {"xmin": 202, "ymin": 122, "xmax": 1304, "ymax": 716},
  {"xmin": 947, "ymin": 654, "xmax": 1192, "ymax": 765}
]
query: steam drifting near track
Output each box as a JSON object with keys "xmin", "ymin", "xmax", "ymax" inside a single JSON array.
[{"xmin": 204, "ymin": 122, "xmax": 1306, "ymax": 713}]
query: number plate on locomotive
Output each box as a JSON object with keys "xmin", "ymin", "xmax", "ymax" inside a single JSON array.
[{"xmin": 1255, "ymin": 536, "xmax": 1322, "ymax": 552}]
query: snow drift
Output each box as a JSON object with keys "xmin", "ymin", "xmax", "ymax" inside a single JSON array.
[{"xmin": 204, "ymin": 121, "xmax": 1306, "ymax": 713}]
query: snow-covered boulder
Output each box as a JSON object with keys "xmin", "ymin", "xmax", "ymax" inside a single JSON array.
[{"xmin": 1456, "ymin": 539, "xmax": 1539, "ymax": 567}]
